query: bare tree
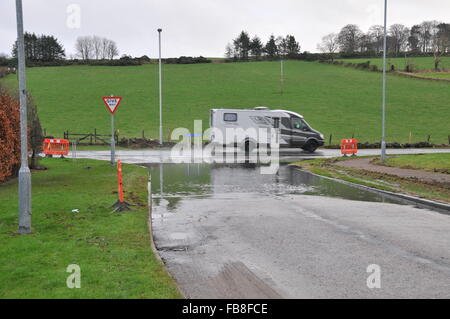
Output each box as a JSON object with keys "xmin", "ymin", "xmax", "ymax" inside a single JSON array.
[
  {"xmin": 275, "ymin": 36, "xmax": 286, "ymax": 57},
  {"xmin": 368, "ymin": 25, "xmax": 384, "ymax": 54},
  {"xmin": 337, "ymin": 24, "xmax": 363, "ymax": 53},
  {"xmin": 75, "ymin": 36, "xmax": 93, "ymax": 60},
  {"xmin": 106, "ymin": 40, "xmax": 119, "ymax": 59},
  {"xmin": 100, "ymin": 37, "xmax": 109, "ymax": 59},
  {"xmin": 75, "ymin": 36, "xmax": 119, "ymax": 60},
  {"xmin": 389, "ymin": 24, "xmax": 410, "ymax": 55},
  {"xmin": 358, "ymin": 33, "xmax": 372, "ymax": 53},
  {"xmin": 317, "ymin": 33, "xmax": 338, "ymax": 61},
  {"xmin": 408, "ymin": 25, "xmax": 421, "ymax": 52},
  {"xmin": 224, "ymin": 43, "xmax": 235, "ymax": 59},
  {"xmin": 27, "ymin": 95, "xmax": 43, "ymax": 169},
  {"xmin": 92, "ymin": 36, "xmax": 103, "ymax": 60},
  {"xmin": 435, "ymin": 23, "xmax": 450, "ymax": 54},
  {"xmin": 418, "ymin": 21, "xmax": 439, "ymax": 52},
  {"xmin": 432, "ymin": 22, "xmax": 450, "ymax": 70}
]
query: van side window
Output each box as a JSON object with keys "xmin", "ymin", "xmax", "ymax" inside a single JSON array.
[
  {"xmin": 281, "ymin": 117, "xmax": 291, "ymax": 129},
  {"xmin": 273, "ymin": 118, "xmax": 280, "ymax": 128},
  {"xmin": 292, "ymin": 118, "xmax": 304, "ymax": 130},
  {"xmin": 224, "ymin": 113, "xmax": 237, "ymax": 122},
  {"xmin": 292, "ymin": 118, "xmax": 309, "ymax": 131}
]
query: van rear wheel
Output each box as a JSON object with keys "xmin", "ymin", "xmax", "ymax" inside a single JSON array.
[{"xmin": 302, "ymin": 140, "xmax": 318, "ymax": 153}]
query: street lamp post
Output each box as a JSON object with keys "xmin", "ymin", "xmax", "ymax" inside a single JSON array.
[
  {"xmin": 381, "ymin": 0, "xmax": 388, "ymax": 162},
  {"xmin": 15, "ymin": 0, "xmax": 32, "ymax": 234},
  {"xmin": 158, "ymin": 28, "xmax": 163, "ymax": 145}
]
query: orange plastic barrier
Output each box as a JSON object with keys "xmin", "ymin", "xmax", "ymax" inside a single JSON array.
[
  {"xmin": 340, "ymin": 138, "xmax": 358, "ymax": 156},
  {"xmin": 42, "ymin": 139, "xmax": 69, "ymax": 156}
]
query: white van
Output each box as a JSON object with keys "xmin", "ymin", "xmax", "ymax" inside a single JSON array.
[{"xmin": 209, "ymin": 107, "xmax": 324, "ymax": 152}]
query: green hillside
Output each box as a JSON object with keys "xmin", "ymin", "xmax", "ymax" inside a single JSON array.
[{"xmin": 3, "ymin": 61, "xmax": 450, "ymax": 144}]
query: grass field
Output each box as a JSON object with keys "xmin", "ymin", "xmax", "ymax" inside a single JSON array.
[
  {"xmin": 337, "ymin": 56, "xmax": 450, "ymax": 72},
  {"xmin": 0, "ymin": 158, "xmax": 181, "ymax": 298},
  {"xmin": 381, "ymin": 153, "xmax": 450, "ymax": 174},
  {"xmin": 3, "ymin": 60, "xmax": 450, "ymax": 144}
]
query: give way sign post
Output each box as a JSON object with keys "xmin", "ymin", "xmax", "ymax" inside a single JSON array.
[{"xmin": 102, "ymin": 96, "xmax": 122, "ymax": 165}]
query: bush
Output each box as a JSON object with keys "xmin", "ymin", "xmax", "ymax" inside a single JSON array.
[
  {"xmin": 0, "ymin": 85, "xmax": 21, "ymax": 182},
  {"xmin": 164, "ymin": 56, "xmax": 212, "ymax": 64}
]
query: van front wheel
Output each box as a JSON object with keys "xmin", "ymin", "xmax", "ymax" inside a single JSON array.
[{"xmin": 302, "ymin": 140, "xmax": 318, "ymax": 153}]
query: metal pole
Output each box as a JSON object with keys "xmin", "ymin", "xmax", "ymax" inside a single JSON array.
[
  {"xmin": 280, "ymin": 59, "xmax": 284, "ymax": 94},
  {"xmin": 16, "ymin": 0, "xmax": 32, "ymax": 234},
  {"xmin": 111, "ymin": 113, "xmax": 115, "ymax": 165},
  {"xmin": 381, "ymin": 0, "xmax": 388, "ymax": 162},
  {"xmin": 158, "ymin": 28, "xmax": 163, "ymax": 145}
]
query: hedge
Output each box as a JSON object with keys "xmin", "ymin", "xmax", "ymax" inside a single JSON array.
[{"xmin": 0, "ymin": 85, "xmax": 21, "ymax": 182}]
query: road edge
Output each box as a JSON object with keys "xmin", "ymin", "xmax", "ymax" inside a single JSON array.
[
  {"xmin": 146, "ymin": 171, "xmax": 187, "ymax": 299},
  {"xmin": 292, "ymin": 166, "xmax": 450, "ymax": 215}
]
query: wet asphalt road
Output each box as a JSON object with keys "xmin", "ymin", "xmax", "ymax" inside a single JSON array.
[
  {"xmin": 68, "ymin": 148, "xmax": 450, "ymax": 164},
  {"xmin": 150, "ymin": 164, "xmax": 450, "ymax": 299}
]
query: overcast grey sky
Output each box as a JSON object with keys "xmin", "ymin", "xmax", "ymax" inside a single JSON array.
[{"xmin": 1, "ymin": 0, "xmax": 449, "ymax": 58}]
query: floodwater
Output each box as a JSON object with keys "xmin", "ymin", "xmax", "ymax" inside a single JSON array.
[
  {"xmin": 146, "ymin": 163, "xmax": 450, "ymax": 298},
  {"xmin": 145, "ymin": 163, "xmax": 405, "ymax": 210}
]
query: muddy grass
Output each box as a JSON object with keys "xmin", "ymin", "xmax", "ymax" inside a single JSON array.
[{"xmin": 293, "ymin": 156, "xmax": 450, "ymax": 204}]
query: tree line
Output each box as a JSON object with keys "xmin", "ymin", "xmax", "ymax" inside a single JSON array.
[
  {"xmin": 74, "ymin": 36, "xmax": 119, "ymax": 60},
  {"xmin": 2, "ymin": 32, "xmax": 138, "ymax": 67},
  {"xmin": 225, "ymin": 31, "xmax": 301, "ymax": 61},
  {"xmin": 12, "ymin": 33, "xmax": 65, "ymax": 62},
  {"xmin": 317, "ymin": 21, "xmax": 450, "ymax": 58}
]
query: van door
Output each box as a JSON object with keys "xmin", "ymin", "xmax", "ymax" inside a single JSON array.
[
  {"xmin": 280, "ymin": 117, "xmax": 293, "ymax": 146},
  {"xmin": 292, "ymin": 117, "xmax": 315, "ymax": 147},
  {"xmin": 291, "ymin": 117, "xmax": 312, "ymax": 147}
]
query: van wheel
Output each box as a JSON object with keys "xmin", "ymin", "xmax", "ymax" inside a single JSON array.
[{"xmin": 302, "ymin": 140, "xmax": 318, "ymax": 153}]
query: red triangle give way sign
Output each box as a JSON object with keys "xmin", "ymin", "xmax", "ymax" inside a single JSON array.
[{"xmin": 102, "ymin": 97, "xmax": 122, "ymax": 114}]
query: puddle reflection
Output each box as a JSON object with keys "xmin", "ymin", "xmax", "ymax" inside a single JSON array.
[{"xmin": 145, "ymin": 163, "xmax": 405, "ymax": 211}]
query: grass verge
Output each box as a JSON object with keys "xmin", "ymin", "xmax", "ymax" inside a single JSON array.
[
  {"xmin": 0, "ymin": 158, "xmax": 181, "ymax": 298},
  {"xmin": 373, "ymin": 153, "xmax": 450, "ymax": 174},
  {"xmin": 292, "ymin": 156, "xmax": 450, "ymax": 204}
]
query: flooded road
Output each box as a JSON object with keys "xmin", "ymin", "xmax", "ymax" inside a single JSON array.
[
  {"xmin": 148, "ymin": 163, "xmax": 450, "ymax": 298},
  {"xmin": 70, "ymin": 148, "xmax": 450, "ymax": 164}
]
